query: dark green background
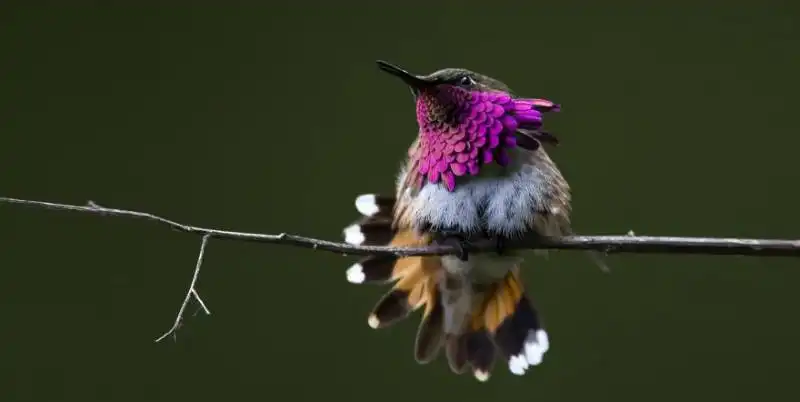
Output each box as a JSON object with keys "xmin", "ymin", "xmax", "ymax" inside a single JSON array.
[{"xmin": 1, "ymin": 3, "xmax": 799, "ymax": 401}]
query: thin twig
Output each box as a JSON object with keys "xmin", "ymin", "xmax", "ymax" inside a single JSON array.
[
  {"xmin": 2, "ymin": 196, "xmax": 800, "ymax": 257},
  {"xmin": 3, "ymin": 195, "xmax": 800, "ymax": 340},
  {"xmin": 153, "ymin": 233, "xmax": 212, "ymax": 343}
]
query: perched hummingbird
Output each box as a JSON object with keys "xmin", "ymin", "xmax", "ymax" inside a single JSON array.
[{"xmin": 341, "ymin": 60, "xmax": 593, "ymax": 382}]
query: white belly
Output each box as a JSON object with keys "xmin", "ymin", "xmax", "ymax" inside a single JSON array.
[{"xmin": 408, "ymin": 162, "xmax": 550, "ymax": 237}]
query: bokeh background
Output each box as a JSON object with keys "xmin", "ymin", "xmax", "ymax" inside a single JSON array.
[{"xmin": 2, "ymin": 3, "xmax": 799, "ymax": 401}]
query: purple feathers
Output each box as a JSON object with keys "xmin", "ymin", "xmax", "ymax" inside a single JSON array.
[{"xmin": 414, "ymin": 88, "xmax": 560, "ymax": 192}]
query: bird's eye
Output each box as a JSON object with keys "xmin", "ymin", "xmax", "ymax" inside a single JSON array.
[{"xmin": 459, "ymin": 76, "xmax": 476, "ymax": 86}]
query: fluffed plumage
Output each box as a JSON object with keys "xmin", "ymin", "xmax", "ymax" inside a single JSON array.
[
  {"xmin": 339, "ymin": 61, "xmax": 603, "ymax": 382},
  {"xmin": 343, "ymin": 193, "xmax": 551, "ymax": 382}
]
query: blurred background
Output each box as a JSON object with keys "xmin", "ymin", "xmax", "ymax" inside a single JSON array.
[{"xmin": 1, "ymin": 3, "xmax": 799, "ymax": 401}]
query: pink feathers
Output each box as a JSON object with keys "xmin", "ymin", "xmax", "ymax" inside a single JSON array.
[{"xmin": 414, "ymin": 87, "xmax": 559, "ymax": 192}]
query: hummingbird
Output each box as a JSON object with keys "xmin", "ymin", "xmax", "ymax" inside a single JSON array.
[{"xmin": 341, "ymin": 60, "xmax": 598, "ymax": 382}]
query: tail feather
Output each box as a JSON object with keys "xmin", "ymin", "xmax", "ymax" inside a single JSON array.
[
  {"xmin": 346, "ymin": 252, "xmax": 422, "ymax": 285},
  {"xmin": 480, "ymin": 270, "xmax": 550, "ymax": 377},
  {"xmin": 354, "ymin": 193, "xmax": 395, "ymax": 218},
  {"xmin": 414, "ymin": 286, "xmax": 445, "ymax": 364},
  {"xmin": 343, "ymin": 215, "xmax": 395, "ymax": 246},
  {"xmin": 444, "ymin": 334, "xmax": 470, "ymax": 375},
  {"xmin": 343, "ymin": 199, "xmax": 427, "ymax": 285},
  {"xmin": 342, "ymin": 193, "xmax": 550, "ymax": 381},
  {"xmin": 345, "ymin": 255, "xmax": 396, "ymax": 285},
  {"xmin": 465, "ymin": 330, "xmax": 496, "ymax": 382},
  {"xmin": 344, "ymin": 193, "xmax": 450, "ymax": 367},
  {"xmin": 439, "ymin": 304, "xmax": 499, "ymax": 381},
  {"xmin": 368, "ymin": 289, "xmax": 414, "ymax": 329},
  {"xmin": 367, "ymin": 254, "xmax": 439, "ymax": 328}
]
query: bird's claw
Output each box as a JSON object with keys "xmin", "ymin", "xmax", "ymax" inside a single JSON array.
[
  {"xmin": 433, "ymin": 232, "xmax": 470, "ymax": 261},
  {"xmin": 494, "ymin": 235, "xmax": 508, "ymax": 256},
  {"xmin": 481, "ymin": 229, "xmax": 509, "ymax": 256}
]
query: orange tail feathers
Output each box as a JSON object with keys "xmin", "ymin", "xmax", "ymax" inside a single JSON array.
[
  {"xmin": 474, "ymin": 269, "xmax": 550, "ymax": 380},
  {"xmin": 342, "ymin": 194, "xmax": 447, "ymax": 365},
  {"xmin": 341, "ymin": 194, "xmax": 550, "ymax": 382},
  {"xmin": 357, "ymin": 231, "xmax": 447, "ymax": 366},
  {"xmin": 440, "ymin": 269, "xmax": 550, "ymax": 382}
]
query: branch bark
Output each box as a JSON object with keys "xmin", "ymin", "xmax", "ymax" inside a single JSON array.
[
  {"xmin": 3, "ymin": 196, "xmax": 799, "ymax": 257},
  {"xmin": 3, "ymin": 195, "xmax": 800, "ymax": 341}
]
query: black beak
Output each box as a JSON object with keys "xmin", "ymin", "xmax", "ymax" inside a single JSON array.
[{"xmin": 376, "ymin": 60, "xmax": 436, "ymax": 93}]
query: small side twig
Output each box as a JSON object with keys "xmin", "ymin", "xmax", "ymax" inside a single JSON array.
[
  {"xmin": 153, "ymin": 233, "xmax": 212, "ymax": 343},
  {"xmin": 3, "ymin": 195, "xmax": 800, "ymax": 340}
]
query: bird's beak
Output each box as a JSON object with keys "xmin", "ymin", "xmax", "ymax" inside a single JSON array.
[{"xmin": 376, "ymin": 60, "xmax": 436, "ymax": 94}]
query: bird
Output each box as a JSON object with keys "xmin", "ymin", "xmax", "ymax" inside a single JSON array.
[{"xmin": 340, "ymin": 60, "xmax": 600, "ymax": 382}]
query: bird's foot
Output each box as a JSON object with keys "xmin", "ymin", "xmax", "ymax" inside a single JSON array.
[
  {"xmin": 494, "ymin": 235, "xmax": 508, "ymax": 256},
  {"xmin": 432, "ymin": 232, "xmax": 471, "ymax": 261},
  {"xmin": 481, "ymin": 230, "xmax": 510, "ymax": 256}
]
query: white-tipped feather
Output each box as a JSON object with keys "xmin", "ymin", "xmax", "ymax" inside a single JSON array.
[
  {"xmin": 343, "ymin": 224, "xmax": 365, "ymax": 245},
  {"xmin": 536, "ymin": 329, "xmax": 550, "ymax": 353},
  {"xmin": 345, "ymin": 263, "xmax": 365, "ymax": 284},
  {"xmin": 367, "ymin": 314, "xmax": 380, "ymax": 329},
  {"xmin": 525, "ymin": 330, "xmax": 548, "ymax": 366},
  {"xmin": 355, "ymin": 194, "xmax": 380, "ymax": 217},
  {"xmin": 509, "ymin": 329, "xmax": 550, "ymax": 375},
  {"xmin": 508, "ymin": 355, "xmax": 529, "ymax": 375},
  {"xmin": 525, "ymin": 349, "xmax": 543, "ymax": 366}
]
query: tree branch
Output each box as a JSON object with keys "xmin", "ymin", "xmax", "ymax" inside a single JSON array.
[
  {"xmin": 4, "ymin": 196, "xmax": 799, "ymax": 257},
  {"xmin": 3, "ymin": 195, "xmax": 800, "ymax": 340}
]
